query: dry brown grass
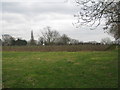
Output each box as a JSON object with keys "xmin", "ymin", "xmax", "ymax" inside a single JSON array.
[{"xmin": 2, "ymin": 45, "xmax": 110, "ymax": 52}]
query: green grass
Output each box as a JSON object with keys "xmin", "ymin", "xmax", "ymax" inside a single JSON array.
[{"xmin": 2, "ymin": 51, "xmax": 118, "ymax": 88}]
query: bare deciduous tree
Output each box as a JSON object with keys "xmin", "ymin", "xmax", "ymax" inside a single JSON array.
[
  {"xmin": 41, "ymin": 26, "xmax": 61, "ymax": 45},
  {"xmin": 74, "ymin": 0, "xmax": 120, "ymax": 40},
  {"xmin": 69, "ymin": 39, "xmax": 79, "ymax": 45},
  {"xmin": 38, "ymin": 37, "xmax": 44, "ymax": 45},
  {"xmin": 2, "ymin": 34, "xmax": 15, "ymax": 46},
  {"xmin": 57, "ymin": 34, "xmax": 70, "ymax": 45},
  {"xmin": 101, "ymin": 37, "xmax": 112, "ymax": 44},
  {"xmin": 0, "ymin": 39, "xmax": 2, "ymax": 46}
]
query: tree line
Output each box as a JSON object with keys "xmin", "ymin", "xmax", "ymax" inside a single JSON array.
[{"xmin": 1, "ymin": 26, "xmax": 118, "ymax": 46}]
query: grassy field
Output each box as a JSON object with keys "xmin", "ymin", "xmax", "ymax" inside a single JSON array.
[{"xmin": 2, "ymin": 50, "xmax": 118, "ymax": 88}]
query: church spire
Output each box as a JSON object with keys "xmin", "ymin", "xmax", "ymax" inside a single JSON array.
[
  {"xmin": 31, "ymin": 30, "xmax": 34, "ymax": 40},
  {"xmin": 30, "ymin": 30, "xmax": 36, "ymax": 45}
]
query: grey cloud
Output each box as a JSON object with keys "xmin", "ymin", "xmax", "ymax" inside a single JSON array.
[
  {"xmin": 1, "ymin": 1, "xmax": 115, "ymax": 41},
  {"xmin": 2, "ymin": 2, "xmax": 77, "ymax": 15}
]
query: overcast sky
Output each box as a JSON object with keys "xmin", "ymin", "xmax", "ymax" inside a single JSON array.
[{"xmin": 0, "ymin": 0, "xmax": 115, "ymax": 42}]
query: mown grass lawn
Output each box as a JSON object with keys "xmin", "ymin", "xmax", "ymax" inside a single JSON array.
[{"xmin": 2, "ymin": 51, "xmax": 118, "ymax": 88}]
